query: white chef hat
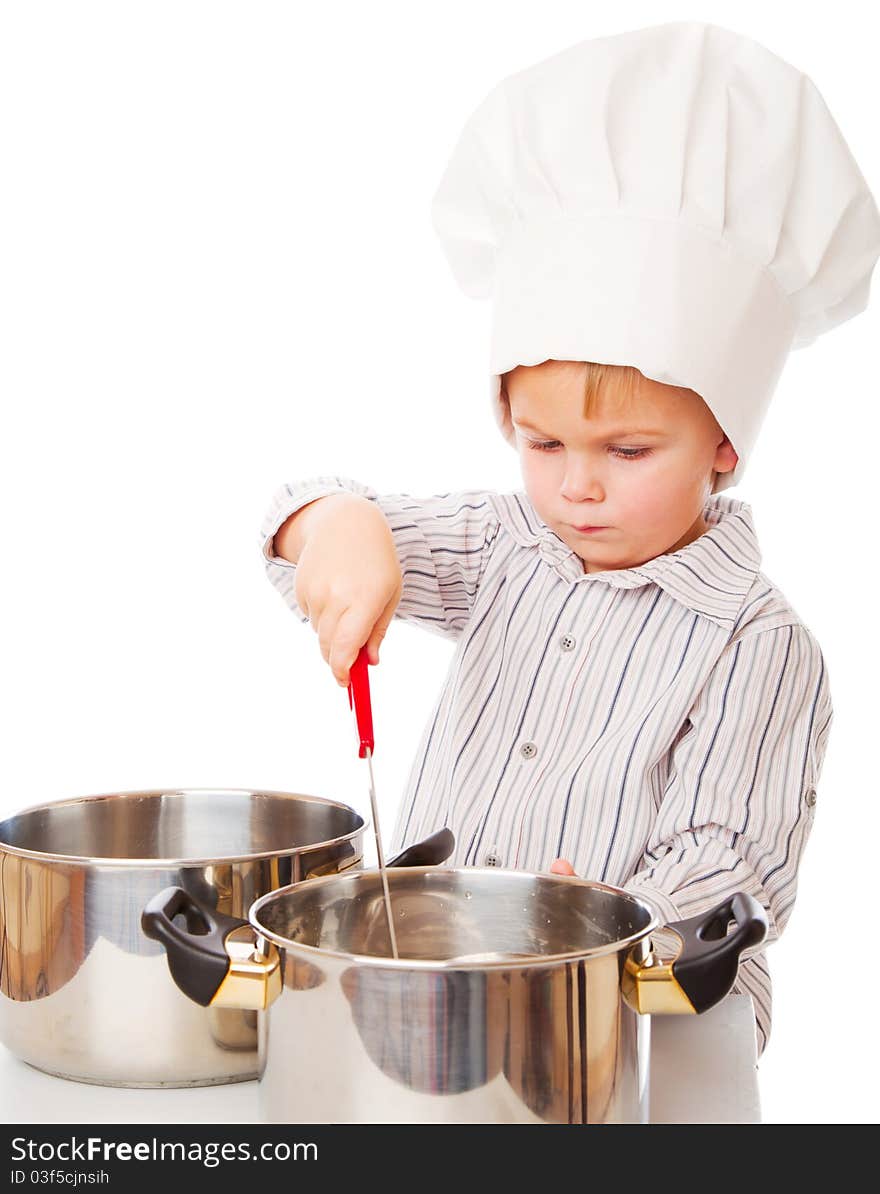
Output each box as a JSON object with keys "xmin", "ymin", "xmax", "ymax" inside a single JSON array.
[{"xmin": 431, "ymin": 21, "xmax": 880, "ymax": 491}]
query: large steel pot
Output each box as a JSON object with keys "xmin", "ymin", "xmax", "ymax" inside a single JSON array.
[
  {"xmin": 145, "ymin": 865, "xmax": 767, "ymax": 1123},
  {"xmin": 0, "ymin": 786, "xmax": 377, "ymax": 1087}
]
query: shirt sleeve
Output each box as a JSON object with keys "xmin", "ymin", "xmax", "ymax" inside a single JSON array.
[
  {"xmin": 259, "ymin": 475, "xmax": 502, "ymax": 638},
  {"xmin": 620, "ymin": 622, "xmax": 834, "ymax": 1057}
]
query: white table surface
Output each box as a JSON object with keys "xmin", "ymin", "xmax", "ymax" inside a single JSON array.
[{"xmin": 0, "ymin": 994, "xmax": 759, "ymax": 1125}]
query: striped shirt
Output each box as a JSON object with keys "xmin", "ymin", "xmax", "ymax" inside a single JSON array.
[{"xmin": 260, "ymin": 476, "xmax": 834, "ymax": 1057}]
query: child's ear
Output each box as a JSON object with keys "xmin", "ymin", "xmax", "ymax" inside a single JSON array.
[{"xmin": 715, "ymin": 435, "xmax": 738, "ymax": 473}]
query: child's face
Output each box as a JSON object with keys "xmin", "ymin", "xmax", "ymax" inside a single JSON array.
[{"xmin": 506, "ymin": 361, "xmax": 738, "ymax": 573}]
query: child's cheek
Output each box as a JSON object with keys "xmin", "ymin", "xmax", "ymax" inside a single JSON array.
[
  {"xmin": 519, "ymin": 448, "xmax": 559, "ymax": 514},
  {"xmin": 517, "ymin": 446, "xmax": 544, "ymax": 491}
]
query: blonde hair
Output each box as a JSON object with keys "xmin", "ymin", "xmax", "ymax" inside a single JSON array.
[{"xmin": 500, "ymin": 360, "xmax": 644, "ymax": 420}]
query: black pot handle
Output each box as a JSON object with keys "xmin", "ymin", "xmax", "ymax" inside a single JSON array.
[
  {"xmin": 666, "ymin": 892, "xmax": 769, "ymax": 1013},
  {"xmin": 387, "ymin": 827, "xmax": 455, "ymax": 868},
  {"xmin": 142, "ymin": 886, "xmax": 246, "ymax": 1007},
  {"xmin": 142, "ymin": 828, "xmax": 455, "ymax": 1007}
]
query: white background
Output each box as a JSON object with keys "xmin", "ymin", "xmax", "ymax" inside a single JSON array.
[{"xmin": 1, "ymin": 1, "xmax": 876, "ymax": 1124}]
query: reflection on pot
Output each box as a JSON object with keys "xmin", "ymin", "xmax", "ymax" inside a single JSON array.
[
  {"xmin": 0, "ymin": 853, "xmax": 82, "ymax": 1000},
  {"xmin": 337, "ymin": 952, "xmax": 631, "ymax": 1122},
  {"xmin": 340, "ymin": 966, "xmax": 495, "ymax": 1094}
]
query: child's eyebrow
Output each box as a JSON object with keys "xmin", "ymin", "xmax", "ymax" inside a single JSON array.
[{"xmin": 512, "ymin": 418, "xmax": 668, "ymax": 439}]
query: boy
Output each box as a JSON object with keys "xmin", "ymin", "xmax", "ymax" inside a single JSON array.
[{"xmin": 260, "ymin": 23, "xmax": 879, "ymax": 1058}]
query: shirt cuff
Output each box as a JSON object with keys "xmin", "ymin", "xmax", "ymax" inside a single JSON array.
[{"xmin": 260, "ymin": 479, "xmax": 368, "ymax": 567}]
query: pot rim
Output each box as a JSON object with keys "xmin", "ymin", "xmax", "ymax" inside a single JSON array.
[
  {"xmin": 0, "ymin": 787, "xmax": 367, "ymax": 868},
  {"xmin": 248, "ymin": 865, "xmax": 663, "ymax": 969}
]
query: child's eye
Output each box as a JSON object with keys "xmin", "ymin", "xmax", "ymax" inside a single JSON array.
[{"xmin": 526, "ymin": 440, "xmax": 652, "ymax": 460}]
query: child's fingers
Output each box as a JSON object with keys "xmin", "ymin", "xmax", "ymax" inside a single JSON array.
[
  {"xmin": 315, "ymin": 606, "xmax": 346, "ymax": 680},
  {"xmin": 330, "ymin": 607, "xmax": 377, "ymax": 686},
  {"xmin": 366, "ymin": 592, "xmax": 400, "ymax": 664},
  {"xmin": 549, "ymin": 858, "xmax": 576, "ymax": 876}
]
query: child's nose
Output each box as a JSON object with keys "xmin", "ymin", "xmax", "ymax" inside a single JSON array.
[{"xmin": 561, "ymin": 459, "xmax": 605, "ymax": 503}]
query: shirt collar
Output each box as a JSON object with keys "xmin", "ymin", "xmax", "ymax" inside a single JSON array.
[{"xmin": 490, "ymin": 492, "xmax": 762, "ymax": 629}]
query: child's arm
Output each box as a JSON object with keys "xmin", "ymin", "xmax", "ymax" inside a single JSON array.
[
  {"xmin": 619, "ymin": 621, "xmax": 833, "ymax": 1055},
  {"xmin": 260, "ymin": 475, "xmax": 501, "ymax": 681}
]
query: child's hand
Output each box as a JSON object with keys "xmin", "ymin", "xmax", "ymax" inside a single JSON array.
[
  {"xmin": 550, "ymin": 858, "xmax": 576, "ymax": 876},
  {"xmin": 291, "ymin": 494, "xmax": 403, "ymax": 687}
]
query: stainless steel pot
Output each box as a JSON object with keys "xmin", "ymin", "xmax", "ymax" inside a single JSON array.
[
  {"xmin": 145, "ymin": 865, "xmax": 767, "ymax": 1123},
  {"xmin": 0, "ymin": 786, "xmax": 372, "ymax": 1087}
]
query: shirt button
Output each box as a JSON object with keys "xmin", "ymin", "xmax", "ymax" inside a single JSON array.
[
  {"xmin": 805, "ymin": 789, "xmax": 817, "ymax": 808},
  {"xmin": 560, "ymin": 633, "xmax": 576, "ymax": 652},
  {"xmin": 520, "ymin": 741, "xmax": 538, "ymax": 760},
  {"xmin": 484, "ymin": 849, "xmax": 502, "ymax": 867}
]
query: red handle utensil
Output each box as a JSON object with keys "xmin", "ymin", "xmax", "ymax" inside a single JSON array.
[{"xmin": 347, "ymin": 645, "xmax": 374, "ymax": 759}]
